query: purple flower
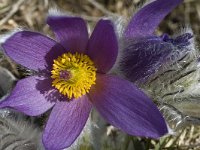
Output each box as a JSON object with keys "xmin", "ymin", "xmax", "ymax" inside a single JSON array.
[
  {"xmin": 0, "ymin": 14, "xmax": 167, "ymax": 150},
  {"xmin": 120, "ymin": 0, "xmax": 190, "ymax": 83},
  {"xmin": 119, "ymin": 0, "xmax": 199, "ymax": 129}
]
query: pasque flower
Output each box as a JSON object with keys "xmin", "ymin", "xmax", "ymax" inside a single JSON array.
[
  {"xmin": 0, "ymin": 11, "xmax": 168, "ymax": 150},
  {"xmin": 119, "ymin": 0, "xmax": 200, "ymax": 128},
  {"xmin": 120, "ymin": 0, "xmax": 185, "ymax": 83}
]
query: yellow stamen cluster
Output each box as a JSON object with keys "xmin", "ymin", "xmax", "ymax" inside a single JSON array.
[{"xmin": 51, "ymin": 52, "xmax": 97, "ymax": 99}]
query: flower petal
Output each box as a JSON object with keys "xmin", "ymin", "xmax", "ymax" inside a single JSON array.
[
  {"xmin": 43, "ymin": 95, "xmax": 92, "ymax": 150},
  {"xmin": 124, "ymin": 0, "xmax": 182, "ymax": 38},
  {"xmin": 2, "ymin": 31, "xmax": 65, "ymax": 71},
  {"xmin": 162, "ymin": 33, "xmax": 193, "ymax": 49},
  {"xmin": 89, "ymin": 74, "xmax": 168, "ymax": 138},
  {"xmin": 0, "ymin": 76, "xmax": 56, "ymax": 116},
  {"xmin": 47, "ymin": 16, "xmax": 88, "ymax": 53},
  {"xmin": 120, "ymin": 37, "xmax": 173, "ymax": 83},
  {"xmin": 87, "ymin": 19, "xmax": 118, "ymax": 73}
]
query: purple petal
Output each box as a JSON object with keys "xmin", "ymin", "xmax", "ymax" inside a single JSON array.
[
  {"xmin": 124, "ymin": 0, "xmax": 182, "ymax": 38},
  {"xmin": 120, "ymin": 37, "xmax": 173, "ymax": 83},
  {"xmin": 2, "ymin": 31, "xmax": 65, "ymax": 71},
  {"xmin": 0, "ymin": 76, "xmax": 56, "ymax": 116},
  {"xmin": 162, "ymin": 33, "xmax": 193, "ymax": 48},
  {"xmin": 87, "ymin": 19, "xmax": 118, "ymax": 73},
  {"xmin": 89, "ymin": 74, "xmax": 168, "ymax": 138},
  {"xmin": 43, "ymin": 95, "xmax": 92, "ymax": 150},
  {"xmin": 47, "ymin": 16, "xmax": 88, "ymax": 53}
]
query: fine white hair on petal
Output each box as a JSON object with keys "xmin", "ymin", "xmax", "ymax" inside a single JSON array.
[
  {"xmin": 113, "ymin": 16, "xmax": 127, "ymax": 39},
  {"xmin": 181, "ymin": 26, "xmax": 196, "ymax": 51},
  {"xmin": 48, "ymin": 8, "xmax": 66, "ymax": 17},
  {"xmin": 0, "ymin": 28, "xmax": 22, "ymax": 45},
  {"xmin": 108, "ymin": 16, "xmax": 126, "ymax": 76},
  {"xmin": 173, "ymin": 26, "xmax": 195, "ymax": 47},
  {"xmin": 87, "ymin": 23, "xmax": 92, "ymax": 35},
  {"xmin": 179, "ymin": 24, "xmax": 193, "ymax": 35},
  {"xmin": 48, "ymin": 7, "xmax": 94, "ymax": 37},
  {"xmin": 142, "ymin": 0, "xmax": 156, "ymax": 7},
  {"xmin": 48, "ymin": 7, "xmax": 75, "ymax": 18},
  {"xmin": 125, "ymin": 0, "xmax": 152, "ymax": 24}
]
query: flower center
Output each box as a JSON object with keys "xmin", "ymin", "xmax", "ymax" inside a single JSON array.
[{"xmin": 51, "ymin": 52, "xmax": 97, "ymax": 99}]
